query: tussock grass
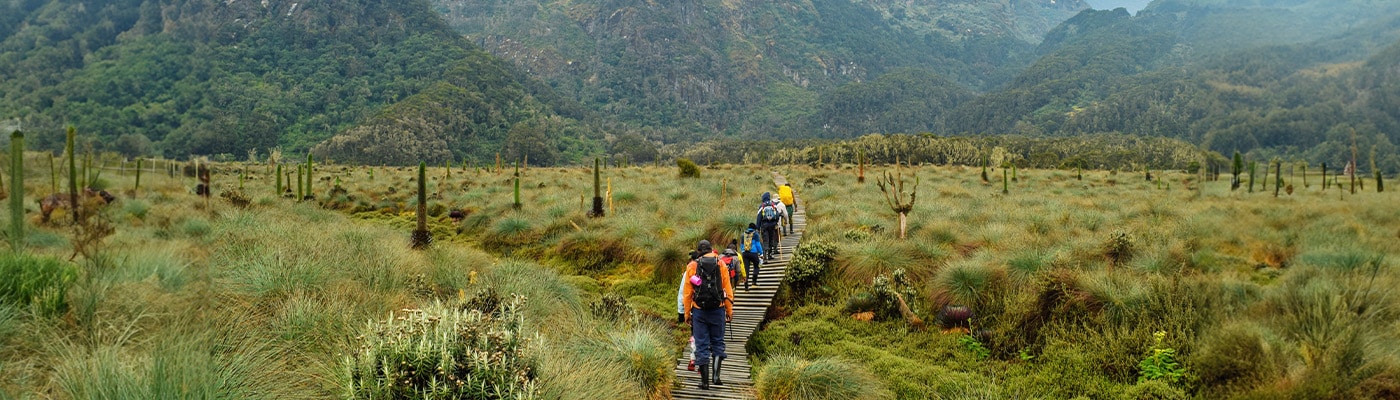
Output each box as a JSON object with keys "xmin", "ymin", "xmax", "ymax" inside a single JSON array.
[{"xmin": 754, "ymin": 355, "xmax": 892, "ymax": 400}]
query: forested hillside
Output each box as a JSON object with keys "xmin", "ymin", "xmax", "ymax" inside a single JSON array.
[
  {"xmin": 939, "ymin": 1, "xmax": 1400, "ymax": 173},
  {"xmin": 430, "ymin": 0, "xmax": 1089, "ymax": 140},
  {"xmin": 0, "ymin": 0, "xmax": 594, "ymax": 165}
]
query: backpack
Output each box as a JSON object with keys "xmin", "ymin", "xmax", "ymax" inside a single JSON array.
[
  {"xmin": 722, "ymin": 255, "xmax": 740, "ymax": 277},
  {"xmin": 760, "ymin": 204, "xmax": 779, "ymax": 222},
  {"xmin": 692, "ymin": 256, "xmax": 725, "ymax": 310}
]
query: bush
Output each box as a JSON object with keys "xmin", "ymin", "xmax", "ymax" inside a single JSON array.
[
  {"xmin": 342, "ymin": 296, "xmax": 539, "ymax": 399},
  {"xmin": 787, "ymin": 239, "xmax": 838, "ymax": 289},
  {"xmin": 0, "ymin": 253, "xmax": 77, "ymax": 317},
  {"xmin": 677, "ymin": 158, "xmax": 700, "ymax": 178},
  {"xmin": 754, "ymin": 355, "xmax": 891, "ymax": 400}
]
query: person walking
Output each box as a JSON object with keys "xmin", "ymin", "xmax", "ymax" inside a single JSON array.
[
  {"xmin": 778, "ymin": 183, "xmax": 797, "ymax": 234},
  {"xmin": 756, "ymin": 193, "xmax": 782, "ymax": 260},
  {"xmin": 721, "ymin": 243, "xmax": 746, "ymax": 291},
  {"xmin": 677, "ymin": 250, "xmax": 700, "ymax": 324},
  {"xmin": 742, "ymin": 223, "xmax": 764, "ymax": 287},
  {"xmin": 682, "ymin": 240, "xmax": 735, "ymax": 390}
]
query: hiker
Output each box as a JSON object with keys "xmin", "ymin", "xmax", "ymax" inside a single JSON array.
[
  {"xmin": 778, "ymin": 183, "xmax": 796, "ymax": 234},
  {"xmin": 756, "ymin": 192, "xmax": 783, "ymax": 260},
  {"xmin": 742, "ymin": 223, "xmax": 764, "ymax": 287},
  {"xmin": 677, "ymin": 250, "xmax": 701, "ymax": 324},
  {"xmin": 721, "ymin": 242, "xmax": 747, "ymax": 291},
  {"xmin": 682, "ymin": 240, "xmax": 735, "ymax": 390}
]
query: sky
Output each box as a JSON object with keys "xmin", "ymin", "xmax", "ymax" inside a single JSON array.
[{"xmin": 1083, "ymin": 0, "xmax": 1153, "ymax": 13}]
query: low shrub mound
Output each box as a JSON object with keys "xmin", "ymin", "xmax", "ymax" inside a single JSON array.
[{"xmin": 342, "ymin": 295, "xmax": 539, "ymax": 399}]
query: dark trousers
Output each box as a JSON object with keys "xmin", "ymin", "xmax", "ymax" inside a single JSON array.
[
  {"xmin": 691, "ymin": 307, "xmax": 727, "ymax": 366},
  {"xmin": 785, "ymin": 205, "xmax": 795, "ymax": 232},
  {"xmin": 742, "ymin": 252, "xmax": 761, "ymax": 286},
  {"xmin": 760, "ymin": 223, "xmax": 778, "ymax": 258}
]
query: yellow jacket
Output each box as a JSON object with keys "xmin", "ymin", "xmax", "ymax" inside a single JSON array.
[
  {"xmin": 778, "ymin": 185, "xmax": 795, "ymax": 206},
  {"xmin": 682, "ymin": 253, "xmax": 735, "ymax": 321}
]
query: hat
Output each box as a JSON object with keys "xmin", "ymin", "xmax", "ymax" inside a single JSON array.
[{"xmin": 696, "ymin": 240, "xmax": 712, "ymax": 254}]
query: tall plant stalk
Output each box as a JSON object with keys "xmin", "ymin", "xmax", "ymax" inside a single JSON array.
[
  {"xmin": 305, "ymin": 153, "xmax": 314, "ymax": 199},
  {"xmin": 134, "ymin": 158, "xmax": 141, "ymax": 195},
  {"xmin": 411, "ymin": 161, "xmax": 432, "ymax": 249},
  {"xmin": 66, "ymin": 127, "xmax": 78, "ymax": 223},
  {"xmin": 858, "ymin": 149, "xmax": 866, "ymax": 183},
  {"xmin": 590, "ymin": 157, "xmax": 603, "ymax": 217},
  {"xmin": 10, "ymin": 131, "xmax": 24, "ymax": 251},
  {"xmin": 512, "ymin": 162, "xmax": 522, "ymax": 210}
]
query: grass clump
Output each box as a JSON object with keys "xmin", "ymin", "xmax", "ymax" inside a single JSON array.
[
  {"xmin": 341, "ymin": 296, "xmax": 539, "ymax": 399},
  {"xmin": 755, "ymin": 354, "xmax": 891, "ymax": 400},
  {"xmin": 579, "ymin": 328, "xmax": 673, "ymax": 399},
  {"xmin": 0, "ymin": 253, "xmax": 77, "ymax": 317},
  {"xmin": 54, "ymin": 332, "xmax": 292, "ymax": 400}
]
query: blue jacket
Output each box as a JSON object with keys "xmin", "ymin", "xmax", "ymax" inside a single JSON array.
[{"xmin": 744, "ymin": 229, "xmax": 764, "ymax": 256}]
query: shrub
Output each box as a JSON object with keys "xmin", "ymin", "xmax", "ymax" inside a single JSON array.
[
  {"xmin": 677, "ymin": 158, "xmax": 700, "ymax": 178},
  {"xmin": 0, "ymin": 253, "xmax": 77, "ymax": 317},
  {"xmin": 342, "ymin": 296, "xmax": 539, "ymax": 399},
  {"xmin": 787, "ymin": 239, "xmax": 838, "ymax": 288},
  {"xmin": 754, "ymin": 355, "xmax": 891, "ymax": 400},
  {"xmin": 1104, "ymin": 230, "xmax": 1136, "ymax": 267}
]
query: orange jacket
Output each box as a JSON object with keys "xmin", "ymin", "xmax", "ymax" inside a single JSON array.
[{"xmin": 682, "ymin": 252, "xmax": 735, "ymax": 321}]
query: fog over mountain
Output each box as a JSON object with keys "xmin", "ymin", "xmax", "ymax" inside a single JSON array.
[{"xmin": 1085, "ymin": 0, "xmax": 1153, "ymax": 13}]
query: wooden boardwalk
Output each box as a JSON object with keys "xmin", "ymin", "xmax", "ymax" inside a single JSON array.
[{"xmin": 671, "ymin": 173, "xmax": 805, "ymax": 400}]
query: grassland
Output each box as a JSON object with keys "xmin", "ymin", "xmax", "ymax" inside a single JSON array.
[{"xmin": 0, "ymin": 154, "xmax": 1396, "ymax": 399}]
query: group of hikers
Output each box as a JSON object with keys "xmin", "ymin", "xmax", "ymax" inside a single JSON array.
[{"xmin": 675, "ymin": 183, "xmax": 796, "ymax": 390}]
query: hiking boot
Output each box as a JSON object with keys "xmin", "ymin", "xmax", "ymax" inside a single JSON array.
[
  {"xmin": 698, "ymin": 365, "xmax": 710, "ymax": 390},
  {"xmin": 713, "ymin": 358, "xmax": 725, "ymax": 386}
]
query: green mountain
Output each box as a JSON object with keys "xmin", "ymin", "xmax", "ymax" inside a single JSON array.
[
  {"xmin": 0, "ymin": 0, "xmax": 594, "ymax": 165},
  {"xmin": 939, "ymin": 1, "xmax": 1400, "ymax": 172},
  {"xmin": 429, "ymin": 0, "xmax": 1090, "ymax": 139}
]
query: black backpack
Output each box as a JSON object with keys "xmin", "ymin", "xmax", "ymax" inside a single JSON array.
[{"xmin": 692, "ymin": 256, "xmax": 725, "ymax": 310}]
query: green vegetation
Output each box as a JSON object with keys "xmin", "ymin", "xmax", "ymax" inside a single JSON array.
[
  {"xmin": 0, "ymin": 151, "xmax": 698, "ymax": 398},
  {"xmin": 0, "ymin": 145, "xmax": 1396, "ymax": 398},
  {"xmin": 750, "ymin": 162, "xmax": 1400, "ymax": 399}
]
